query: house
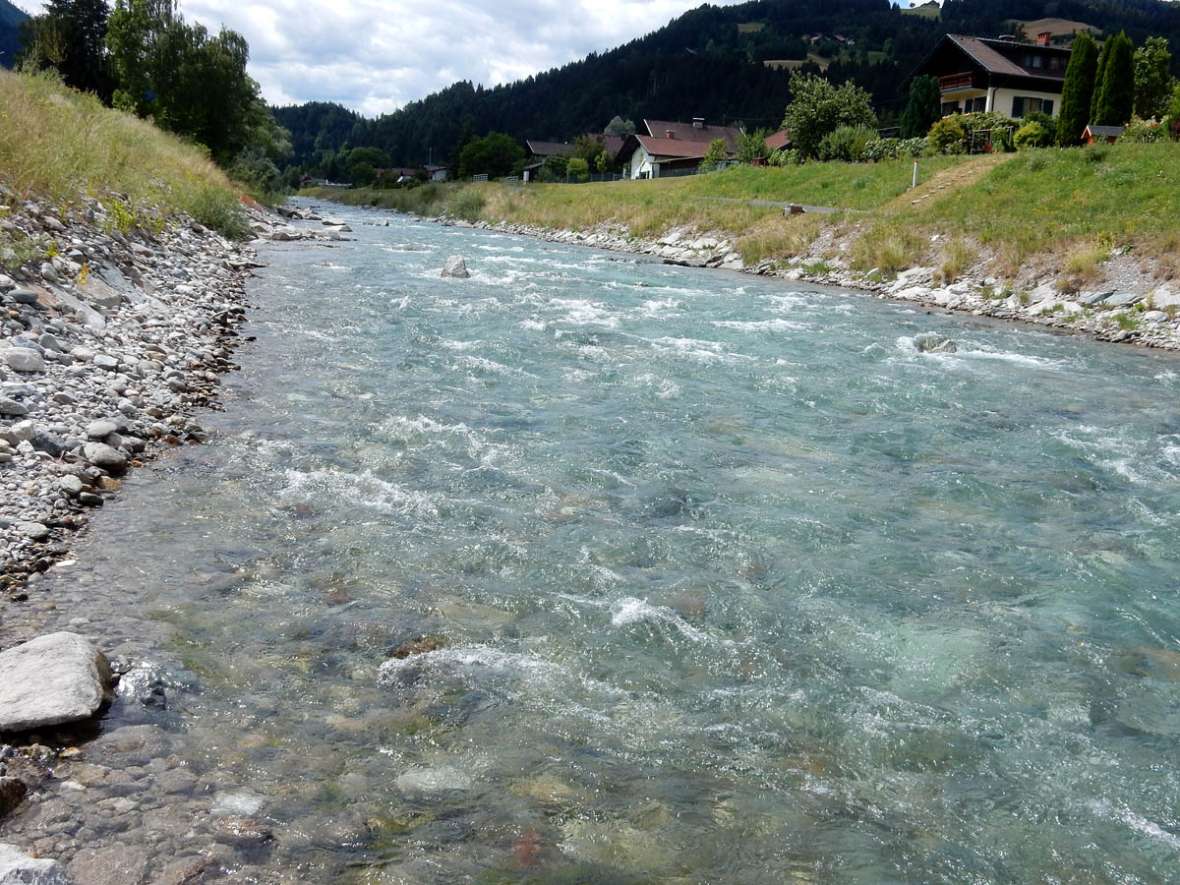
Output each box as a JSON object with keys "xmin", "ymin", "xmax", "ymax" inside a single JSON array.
[
  {"xmin": 424, "ymin": 164, "xmax": 449, "ymax": 182},
  {"xmin": 619, "ymin": 119, "xmax": 790, "ymax": 179},
  {"xmin": 1083, "ymin": 124, "xmax": 1124, "ymax": 144},
  {"xmin": 523, "ymin": 134, "xmax": 630, "ymax": 181},
  {"xmin": 913, "ymin": 33, "xmax": 1071, "ymax": 119}
]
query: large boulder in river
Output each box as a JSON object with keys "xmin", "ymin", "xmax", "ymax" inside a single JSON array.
[
  {"xmin": 914, "ymin": 333, "xmax": 958, "ymax": 354},
  {"xmin": 441, "ymin": 256, "xmax": 470, "ymax": 279},
  {"xmin": 0, "ymin": 633, "xmax": 113, "ymax": 733},
  {"xmin": 0, "ymin": 844, "xmax": 69, "ymax": 885}
]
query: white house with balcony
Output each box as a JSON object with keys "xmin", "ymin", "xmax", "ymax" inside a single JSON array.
[{"xmin": 914, "ymin": 33, "xmax": 1072, "ymax": 119}]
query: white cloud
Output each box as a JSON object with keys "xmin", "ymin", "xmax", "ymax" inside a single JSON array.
[{"xmin": 13, "ymin": 0, "xmax": 742, "ymax": 115}]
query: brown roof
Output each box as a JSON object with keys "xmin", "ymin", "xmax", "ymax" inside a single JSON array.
[
  {"xmin": 635, "ymin": 135, "xmax": 715, "ymax": 160},
  {"xmin": 526, "ymin": 140, "xmax": 575, "ymax": 158},
  {"xmin": 765, "ymin": 129, "xmax": 791, "ymax": 151},
  {"xmin": 946, "ymin": 34, "xmax": 1067, "ymax": 82},
  {"xmin": 644, "ymin": 119, "xmax": 744, "ymax": 150}
]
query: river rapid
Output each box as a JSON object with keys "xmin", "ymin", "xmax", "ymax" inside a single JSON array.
[{"xmin": 5, "ymin": 203, "xmax": 1180, "ymax": 883}]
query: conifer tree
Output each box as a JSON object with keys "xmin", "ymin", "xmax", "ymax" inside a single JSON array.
[
  {"xmin": 1090, "ymin": 37, "xmax": 1112, "ymax": 123},
  {"xmin": 1092, "ymin": 32, "xmax": 1136, "ymax": 127},
  {"xmin": 1057, "ymin": 31, "xmax": 1099, "ymax": 146},
  {"xmin": 900, "ymin": 75, "xmax": 941, "ymax": 138}
]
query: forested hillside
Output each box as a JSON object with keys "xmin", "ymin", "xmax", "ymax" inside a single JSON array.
[
  {"xmin": 0, "ymin": 0, "xmax": 28, "ymax": 68},
  {"xmin": 275, "ymin": 0, "xmax": 1180, "ymax": 173}
]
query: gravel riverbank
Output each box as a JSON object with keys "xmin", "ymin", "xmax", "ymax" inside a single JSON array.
[{"xmin": 0, "ymin": 190, "xmax": 269, "ymax": 598}]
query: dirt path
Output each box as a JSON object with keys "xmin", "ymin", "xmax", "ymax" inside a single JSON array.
[{"xmin": 897, "ymin": 153, "xmax": 1014, "ymax": 210}]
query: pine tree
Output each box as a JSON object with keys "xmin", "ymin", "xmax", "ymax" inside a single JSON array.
[
  {"xmin": 1092, "ymin": 32, "xmax": 1136, "ymax": 127},
  {"xmin": 1057, "ymin": 31, "xmax": 1099, "ymax": 146},
  {"xmin": 1090, "ymin": 37, "xmax": 1112, "ymax": 123},
  {"xmin": 900, "ymin": 75, "xmax": 941, "ymax": 138}
]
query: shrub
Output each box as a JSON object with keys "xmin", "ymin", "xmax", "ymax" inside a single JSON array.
[
  {"xmin": 863, "ymin": 137, "xmax": 901, "ymax": 162},
  {"xmin": 768, "ymin": 147, "xmax": 802, "ymax": 166},
  {"xmin": 567, "ymin": 157, "xmax": 590, "ymax": 182},
  {"xmin": 1120, "ymin": 116, "xmax": 1164, "ymax": 143},
  {"xmin": 817, "ymin": 126, "xmax": 877, "ymax": 162},
  {"xmin": 1014, "ymin": 121, "xmax": 1054, "ymax": 149},
  {"xmin": 782, "ymin": 72, "xmax": 878, "ymax": 159},
  {"xmin": 928, "ymin": 115, "xmax": 968, "ymax": 154}
]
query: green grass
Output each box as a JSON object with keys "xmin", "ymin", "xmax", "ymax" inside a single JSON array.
[
  {"xmin": 873, "ymin": 144, "xmax": 1180, "ymax": 272},
  {"xmin": 309, "ymin": 143, "xmax": 1180, "ymax": 285},
  {"xmin": 308, "ymin": 156, "xmax": 965, "ymax": 243},
  {"xmin": 0, "ymin": 69, "xmax": 249, "ymax": 238}
]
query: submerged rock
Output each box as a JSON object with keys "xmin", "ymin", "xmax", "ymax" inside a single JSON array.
[
  {"xmin": 0, "ymin": 633, "xmax": 113, "ymax": 733},
  {"xmin": 914, "ymin": 333, "xmax": 958, "ymax": 354},
  {"xmin": 395, "ymin": 766, "xmax": 473, "ymax": 797},
  {"xmin": 0, "ymin": 843, "xmax": 69, "ymax": 884},
  {"xmin": 441, "ymin": 256, "xmax": 470, "ymax": 279}
]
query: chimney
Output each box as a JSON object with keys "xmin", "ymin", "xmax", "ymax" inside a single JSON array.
[
  {"xmin": 666, "ymin": 129, "xmax": 675, "ymax": 139},
  {"xmin": 692, "ymin": 117, "xmax": 705, "ymax": 129},
  {"xmin": 1036, "ymin": 31, "xmax": 1052, "ymax": 46}
]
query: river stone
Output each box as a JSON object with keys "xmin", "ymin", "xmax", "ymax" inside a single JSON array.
[
  {"xmin": 0, "ymin": 844, "xmax": 69, "ymax": 885},
  {"xmin": 82, "ymin": 442, "xmax": 128, "ymax": 475},
  {"xmin": 0, "ymin": 399, "xmax": 28, "ymax": 418},
  {"xmin": 66, "ymin": 845, "xmax": 148, "ymax": 885},
  {"xmin": 59, "ymin": 475, "xmax": 84, "ymax": 497},
  {"xmin": 395, "ymin": 766, "xmax": 473, "ymax": 796},
  {"xmin": 441, "ymin": 256, "xmax": 470, "ymax": 279},
  {"xmin": 8, "ymin": 289, "xmax": 38, "ymax": 306},
  {"xmin": 914, "ymin": 333, "xmax": 958, "ymax": 354},
  {"xmin": 5, "ymin": 349, "xmax": 45, "ymax": 374},
  {"xmin": 92, "ymin": 354, "xmax": 119, "ymax": 371},
  {"xmin": 17, "ymin": 523, "xmax": 49, "ymax": 542},
  {"xmin": 85, "ymin": 420, "xmax": 118, "ymax": 441},
  {"xmin": 0, "ymin": 633, "xmax": 113, "ymax": 733}
]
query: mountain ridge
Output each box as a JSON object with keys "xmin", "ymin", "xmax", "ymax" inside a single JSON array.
[{"xmin": 270, "ymin": 0, "xmax": 1175, "ymax": 168}]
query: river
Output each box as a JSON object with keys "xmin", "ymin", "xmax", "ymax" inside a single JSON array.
[{"xmin": 5, "ymin": 203, "xmax": 1180, "ymax": 883}]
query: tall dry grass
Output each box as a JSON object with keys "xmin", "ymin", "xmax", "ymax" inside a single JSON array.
[{"xmin": 0, "ymin": 69, "xmax": 247, "ymax": 237}]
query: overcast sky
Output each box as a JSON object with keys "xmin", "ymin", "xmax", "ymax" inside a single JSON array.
[{"xmin": 13, "ymin": 0, "xmax": 761, "ymax": 115}]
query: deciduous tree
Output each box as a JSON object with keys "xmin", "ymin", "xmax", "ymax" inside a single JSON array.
[
  {"xmin": 782, "ymin": 72, "xmax": 877, "ymax": 159},
  {"xmin": 1133, "ymin": 36, "xmax": 1174, "ymax": 120}
]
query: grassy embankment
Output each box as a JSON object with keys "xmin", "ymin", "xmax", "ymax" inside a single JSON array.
[
  {"xmin": 308, "ymin": 142, "xmax": 1180, "ymax": 287},
  {"xmin": 0, "ymin": 69, "xmax": 248, "ymax": 239}
]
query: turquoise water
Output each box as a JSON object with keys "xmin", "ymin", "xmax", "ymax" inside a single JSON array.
[{"xmin": 30, "ymin": 205, "xmax": 1180, "ymax": 881}]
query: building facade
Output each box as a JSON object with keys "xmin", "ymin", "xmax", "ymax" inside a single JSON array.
[{"xmin": 914, "ymin": 34, "xmax": 1071, "ymax": 119}]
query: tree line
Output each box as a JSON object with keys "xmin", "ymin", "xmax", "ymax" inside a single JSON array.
[{"xmin": 18, "ymin": 0, "xmax": 290, "ymax": 194}]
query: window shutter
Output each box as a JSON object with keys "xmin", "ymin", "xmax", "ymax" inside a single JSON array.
[
  {"xmin": 1012, "ymin": 97, "xmax": 1025, "ymax": 118},
  {"xmin": 1044, "ymin": 100, "xmax": 1054, "ymax": 116}
]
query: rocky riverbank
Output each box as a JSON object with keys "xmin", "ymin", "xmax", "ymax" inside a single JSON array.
[
  {"xmin": 304, "ymin": 197, "xmax": 1180, "ymax": 352},
  {"xmin": 0, "ymin": 190, "xmax": 270, "ymax": 600}
]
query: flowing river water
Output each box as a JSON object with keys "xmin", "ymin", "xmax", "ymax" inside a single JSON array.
[{"xmin": 5, "ymin": 204, "xmax": 1180, "ymax": 883}]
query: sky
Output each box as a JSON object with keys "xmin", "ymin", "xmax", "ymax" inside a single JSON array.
[{"xmin": 12, "ymin": 0, "xmax": 762, "ymax": 116}]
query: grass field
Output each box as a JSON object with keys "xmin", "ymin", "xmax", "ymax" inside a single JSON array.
[
  {"xmin": 307, "ymin": 142, "xmax": 1180, "ymax": 282},
  {"xmin": 0, "ymin": 70, "xmax": 247, "ymax": 237},
  {"xmin": 856, "ymin": 143, "xmax": 1180, "ymax": 276}
]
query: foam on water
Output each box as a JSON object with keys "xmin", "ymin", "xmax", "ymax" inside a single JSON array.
[{"xmin": 32, "ymin": 200, "xmax": 1180, "ymax": 883}]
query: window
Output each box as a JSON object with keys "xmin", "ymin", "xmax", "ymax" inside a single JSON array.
[
  {"xmin": 1022, "ymin": 53, "xmax": 1044, "ymax": 69},
  {"xmin": 1012, "ymin": 96, "xmax": 1054, "ymax": 118},
  {"xmin": 969, "ymin": 96, "xmax": 987, "ymax": 112},
  {"xmin": 941, "ymin": 101, "xmax": 961, "ymax": 116}
]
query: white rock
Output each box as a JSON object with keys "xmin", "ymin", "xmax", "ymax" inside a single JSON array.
[
  {"xmin": 0, "ymin": 633, "xmax": 112, "ymax": 733},
  {"xmin": 82, "ymin": 442, "xmax": 128, "ymax": 474},
  {"xmin": 441, "ymin": 256, "xmax": 470, "ymax": 279},
  {"xmin": 0, "ymin": 843, "xmax": 70, "ymax": 885}
]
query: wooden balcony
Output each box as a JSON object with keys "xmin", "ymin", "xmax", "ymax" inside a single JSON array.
[{"xmin": 939, "ymin": 73, "xmax": 975, "ymax": 94}]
